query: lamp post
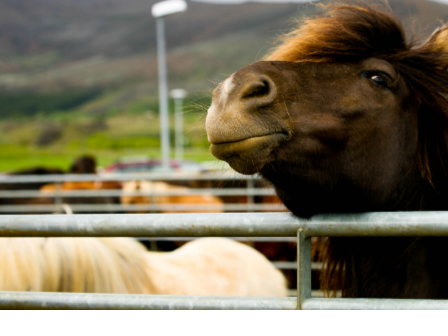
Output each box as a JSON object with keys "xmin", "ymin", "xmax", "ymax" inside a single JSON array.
[
  {"xmin": 151, "ymin": 0, "xmax": 188, "ymax": 170},
  {"xmin": 170, "ymin": 89, "xmax": 187, "ymax": 161}
]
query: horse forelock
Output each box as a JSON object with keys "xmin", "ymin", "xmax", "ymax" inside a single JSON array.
[{"xmin": 265, "ymin": 3, "xmax": 408, "ymax": 63}]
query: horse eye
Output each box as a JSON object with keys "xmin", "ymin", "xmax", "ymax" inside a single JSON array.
[{"xmin": 369, "ymin": 74, "xmax": 389, "ymax": 89}]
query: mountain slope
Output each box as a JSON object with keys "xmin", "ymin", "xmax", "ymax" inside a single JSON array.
[
  {"xmin": 3, "ymin": 0, "xmax": 448, "ymax": 60},
  {"xmin": 0, "ymin": 0, "xmax": 306, "ymax": 59},
  {"xmin": 1, "ymin": 0, "xmax": 448, "ymax": 94}
]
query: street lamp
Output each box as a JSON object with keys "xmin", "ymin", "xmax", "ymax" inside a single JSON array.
[
  {"xmin": 151, "ymin": 0, "xmax": 188, "ymax": 170},
  {"xmin": 170, "ymin": 89, "xmax": 187, "ymax": 161}
]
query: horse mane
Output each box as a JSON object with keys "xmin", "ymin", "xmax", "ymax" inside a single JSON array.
[
  {"xmin": 265, "ymin": 3, "xmax": 448, "ymax": 296},
  {"xmin": 0, "ymin": 238, "xmax": 155, "ymax": 293}
]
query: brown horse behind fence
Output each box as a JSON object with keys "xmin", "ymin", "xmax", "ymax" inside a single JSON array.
[{"xmin": 206, "ymin": 3, "xmax": 448, "ymax": 298}]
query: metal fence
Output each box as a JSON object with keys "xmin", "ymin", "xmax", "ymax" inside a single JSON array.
[
  {"xmin": 1, "ymin": 211, "xmax": 448, "ymax": 309},
  {"xmin": 0, "ymin": 172, "xmax": 295, "ymax": 293},
  {"xmin": 0, "ymin": 172, "xmax": 287, "ymax": 213}
]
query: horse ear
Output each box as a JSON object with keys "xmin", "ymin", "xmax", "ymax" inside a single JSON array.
[{"xmin": 422, "ymin": 26, "xmax": 448, "ymax": 53}]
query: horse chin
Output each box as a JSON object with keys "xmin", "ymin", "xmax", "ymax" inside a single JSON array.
[{"xmin": 210, "ymin": 133, "xmax": 287, "ymax": 175}]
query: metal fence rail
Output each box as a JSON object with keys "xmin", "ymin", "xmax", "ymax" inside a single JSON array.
[
  {"xmin": 0, "ymin": 172, "xmax": 258, "ymax": 183},
  {"xmin": 0, "ymin": 212, "xmax": 300, "ymax": 237},
  {"xmin": 301, "ymin": 298, "xmax": 448, "ymax": 310},
  {"xmin": 0, "ymin": 203, "xmax": 285, "ymax": 213},
  {"xmin": 148, "ymin": 236, "xmax": 297, "ymax": 242},
  {"xmin": 0, "ymin": 188, "xmax": 276, "ymax": 198},
  {"xmin": 2, "ymin": 211, "xmax": 448, "ymax": 237},
  {"xmin": 0, "ymin": 292, "xmax": 296, "ymax": 310},
  {"xmin": 1, "ymin": 211, "xmax": 448, "ymax": 309}
]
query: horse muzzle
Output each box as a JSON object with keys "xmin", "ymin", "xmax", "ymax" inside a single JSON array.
[{"xmin": 206, "ymin": 63, "xmax": 290, "ymax": 174}]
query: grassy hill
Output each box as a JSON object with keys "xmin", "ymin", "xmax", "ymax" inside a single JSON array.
[{"xmin": 1, "ymin": 0, "xmax": 448, "ymax": 171}]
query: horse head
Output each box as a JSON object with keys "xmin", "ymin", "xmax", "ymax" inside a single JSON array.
[{"xmin": 206, "ymin": 4, "xmax": 448, "ymax": 218}]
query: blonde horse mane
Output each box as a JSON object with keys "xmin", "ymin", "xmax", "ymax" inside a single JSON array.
[{"xmin": 0, "ymin": 237, "xmax": 155, "ymax": 294}]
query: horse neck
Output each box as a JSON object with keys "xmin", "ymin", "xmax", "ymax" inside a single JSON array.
[
  {"xmin": 321, "ymin": 236, "xmax": 448, "ymax": 299},
  {"xmin": 317, "ymin": 169, "xmax": 448, "ymax": 299}
]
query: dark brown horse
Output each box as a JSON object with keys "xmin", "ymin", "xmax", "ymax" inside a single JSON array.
[
  {"xmin": 69, "ymin": 155, "xmax": 97, "ymax": 174},
  {"xmin": 206, "ymin": 4, "xmax": 448, "ymax": 298}
]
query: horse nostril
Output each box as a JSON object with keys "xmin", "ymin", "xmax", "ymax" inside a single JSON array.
[
  {"xmin": 240, "ymin": 75, "xmax": 276, "ymax": 105},
  {"xmin": 242, "ymin": 80, "xmax": 270, "ymax": 99}
]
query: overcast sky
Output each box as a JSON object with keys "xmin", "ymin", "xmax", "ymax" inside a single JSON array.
[{"xmin": 192, "ymin": 0, "xmax": 448, "ymax": 5}]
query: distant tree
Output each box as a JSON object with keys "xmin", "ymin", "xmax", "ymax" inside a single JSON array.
[{"xmin": 0, "ymin": 89, "xmax": 102, "ymax": 118}]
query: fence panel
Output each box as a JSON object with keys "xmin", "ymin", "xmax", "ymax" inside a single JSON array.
[{"xmin": 1, "ymin": 211, "xmax": 448, "ymax": 309}]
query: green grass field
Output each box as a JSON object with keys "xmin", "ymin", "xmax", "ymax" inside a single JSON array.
[
  {"xmin": 0, "ymin": 144, "xmax": 214, "ymax": 172},
  {"xmin": 0, "ymin": 93, "xmax": 215, "ymax": 172}
]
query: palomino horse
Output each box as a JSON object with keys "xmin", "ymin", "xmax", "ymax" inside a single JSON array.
[
  {"xmin": 120, "ymin": 180, "xmax": 223, "ymax": 213},
  {"xmin": 0, "ymin": 237, "xmax": 286, "ymax": 297}
]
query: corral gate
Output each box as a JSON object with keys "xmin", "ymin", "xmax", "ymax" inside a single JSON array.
[{"xmin": 1, "ymin": 212, "xmax": 448, "ymax": 309}]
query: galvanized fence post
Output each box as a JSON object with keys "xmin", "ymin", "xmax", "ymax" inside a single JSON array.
[
  {"xmin": 55, "ymin": 183, "xmax": 63, "ymax": 213},
  {"xmin": 297, "ymin": 230, "xmax": 311, "ymax": 310},
  {"xmin": 247, "ymin": 178, "xmax": 255, "ymax": 212},
  {"xmin": 149, "ymin": 181, "xmax": 158, "ymax": 251}
]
